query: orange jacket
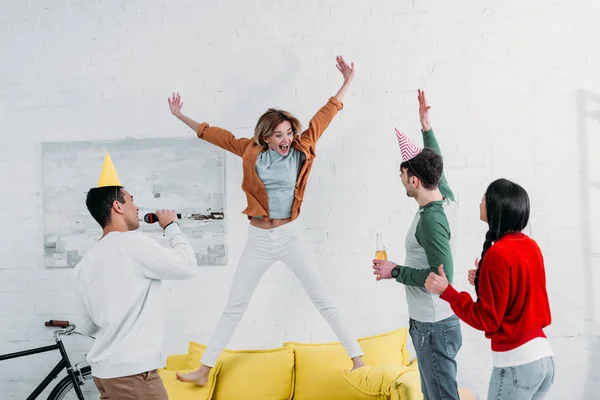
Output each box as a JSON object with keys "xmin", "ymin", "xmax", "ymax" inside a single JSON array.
[{"xmin": 196, "ymin": 97, "xmax": 343, "ymax": 223}]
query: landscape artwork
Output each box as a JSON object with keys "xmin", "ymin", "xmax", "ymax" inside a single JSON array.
[{"xmin": 41, "ymin": 137, "xmax": 227, "ymax": 268}]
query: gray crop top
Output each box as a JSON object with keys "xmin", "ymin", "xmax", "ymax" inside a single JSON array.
[{"xmin": 253, "ymin": 147, "xmax": 305, "ymax": 219}]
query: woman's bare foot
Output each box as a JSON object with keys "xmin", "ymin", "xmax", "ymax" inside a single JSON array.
[
  {"xmin": 351, "ymin": 356, "xmax": 365, "ymax": 371},
  {"xmin": 175, "ymin": 365, "xmax": 211, "ymax": 386}
]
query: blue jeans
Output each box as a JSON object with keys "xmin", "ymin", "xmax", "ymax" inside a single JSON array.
[
  {"xmin": 409, "ymin": 315, "xmax": 462, "ymax": 400},
  {"xmin": 487, "ymin": 356, "xmax": 555, "ymax": 400}
]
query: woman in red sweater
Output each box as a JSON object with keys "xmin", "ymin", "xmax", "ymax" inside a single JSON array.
[{"xmin": 425, "ymin": 178, "xmax": 554, "ymax": 400}]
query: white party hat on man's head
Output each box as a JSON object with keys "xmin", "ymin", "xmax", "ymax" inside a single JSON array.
[
  {"xmin": 394, "ymin": 127, "xmax": 422, "ymax": 162},
  {"xmin": 97, "ymin": 152, "xmax": 122, "ymax": 187}
]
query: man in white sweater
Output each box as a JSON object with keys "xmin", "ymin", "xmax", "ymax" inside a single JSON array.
[{"xmin": 73, "ymin": 153, "xmax": 197, "ymax": 399}]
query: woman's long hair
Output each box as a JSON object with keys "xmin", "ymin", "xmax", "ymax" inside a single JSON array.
[
  {"xmin": 475, "ymin": 178, "xmax": 530, "ymax": 294},
  {"xmin": 254, "ymin": 109, "xmax": 302, "ymax": 149}
]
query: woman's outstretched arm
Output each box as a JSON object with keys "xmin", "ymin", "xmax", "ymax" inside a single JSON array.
[{"xmin": 167, "ymin": 92, "xmax": 252, "ymax": 157}]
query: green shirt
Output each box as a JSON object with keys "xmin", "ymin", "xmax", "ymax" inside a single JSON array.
[{"xmin": 395, "ymin": 200, "xmax": 454, "ymax": 286}]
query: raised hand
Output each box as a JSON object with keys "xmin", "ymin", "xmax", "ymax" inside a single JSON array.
[
  {"xmin": 332, "ymin": 56, "xmax": 355, "ymax": 103},
  {"xmin": 418, "ymin": 89, "xmax": 431, "ymax": 131},
  {"xmin": 168, "ymin": 92, "xmax": 184, "ymax": 118},
  {"xmin": 336, "ymin": 55, "xmax": 355, "ymax": 84}
]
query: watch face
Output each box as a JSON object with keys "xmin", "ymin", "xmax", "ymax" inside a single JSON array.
[{"xmin": 392, "ymin": 267, "xmax": 399, "ymax": 277}]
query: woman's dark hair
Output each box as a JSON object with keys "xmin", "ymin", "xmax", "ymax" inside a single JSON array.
[{"xmin": 475, "ymin": 178, "xmax": 530, "ymax": 294}]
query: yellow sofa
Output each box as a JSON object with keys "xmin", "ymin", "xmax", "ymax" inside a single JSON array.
[
  {"xmin": 158, "ymin": 327, "xmax": 475, "ymax": 400},
  {"xmin": 158, "ymin": 328, "xmax": 425, "ymax": 400}
]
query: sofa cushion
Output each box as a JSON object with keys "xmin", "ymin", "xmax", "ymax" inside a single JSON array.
[
  {"xmin": 186, "ymin": 341, "xmax": 294, "ymax": 400},
  {"xmin": 283, "ymin": 328, "xmax": 410, "ymax": 400},
  {"xmin": 392, "ymin": 360, "xmax": 422, "ymax": 400},
  {"xmin": 359, "ymin": 328, "xmax": 410, "ymax": 366},
  {"xmin": 158, "ymin": 361, "xmax": 222, "ymax": 400},
  {"xmin": 342, "ymin": 364, "xmax": 414, "ymax": 399},
  {"xmin": 165, "ymin": 354, "xmax": 188, "ymax": 370}
]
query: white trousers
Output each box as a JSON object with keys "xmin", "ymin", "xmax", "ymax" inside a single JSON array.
[{"xmin": 201, "ymin": 219, "xmax": 363, "ymax": 366}]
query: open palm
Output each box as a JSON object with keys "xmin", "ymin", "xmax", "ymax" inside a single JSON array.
[
  {"xmin": 336, "ymin": 55, "xmax": 355, "ymax": 83},
  {"xmin": 168, "ymin": 92, "xmax": 183, "ymax": 117},
  {"xmin": 418, "ymin": 89, "xmax": 431, "ymax": 131}
]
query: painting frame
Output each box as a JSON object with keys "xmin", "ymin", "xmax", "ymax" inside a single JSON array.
[{"xmin": 40, "ymin": 136, "xmax": 227, "ymax": 268}]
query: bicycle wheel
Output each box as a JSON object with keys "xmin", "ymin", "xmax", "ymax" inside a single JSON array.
[{"xmin": 47, "ymin": 365, "xmax": 100, "ymax": 400}]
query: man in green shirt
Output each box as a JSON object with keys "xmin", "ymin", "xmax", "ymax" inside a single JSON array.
[{"xmin": 373, "ymin": 89, "xmax": 462, "ymax": 400}]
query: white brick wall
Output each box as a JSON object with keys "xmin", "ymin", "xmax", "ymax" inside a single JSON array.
[{"xmin": 1, "ymin": 0, "xmax": 599, "ymax": 398}]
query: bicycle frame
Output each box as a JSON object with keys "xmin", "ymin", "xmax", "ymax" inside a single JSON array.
[{"xmin": 0, "ymin": 335, "xmax": 85, "ymax": 400}]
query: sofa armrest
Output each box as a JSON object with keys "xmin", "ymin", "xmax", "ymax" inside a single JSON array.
[
  {"xmin": 165, "ymin": 354, "xmax": 188, "ymax": 371},
  {"xmin": 391, "ymin": 360, "xmax": 423, "ymax": 400}
]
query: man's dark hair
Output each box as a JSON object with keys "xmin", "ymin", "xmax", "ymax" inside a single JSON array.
[
  {"xmin": 86, "ymin": 186, "xmax": 125, "ymax": 228},
  {"xmin": 400, "ymin": 148, "xmax": 443, "ymax": 190}
]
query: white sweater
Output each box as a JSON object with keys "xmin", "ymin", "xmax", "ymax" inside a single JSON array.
[{"xmin": 73, "ymin": 223, "xmax": 197, "ymax": 379}]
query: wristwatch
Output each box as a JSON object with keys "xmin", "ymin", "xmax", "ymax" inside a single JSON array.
[{"xmin": 391, "ymin": 265, "xmax": 400, "ymax": 278}]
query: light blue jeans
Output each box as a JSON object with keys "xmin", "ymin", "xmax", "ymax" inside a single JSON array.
[
  {"xmin": 487, "ymin": 356, "xmax": 555, "ymax": 400},
  {"xmin": 409, "ymin": 315, "xmax": 462, "ymax": 400}
]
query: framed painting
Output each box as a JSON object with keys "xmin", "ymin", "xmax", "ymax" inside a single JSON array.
[{"xmin": 41, "ymin": 137, "xmax": 227, "ymax": 268}]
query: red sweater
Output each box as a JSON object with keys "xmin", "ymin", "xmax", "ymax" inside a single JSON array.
[{"xmin": 440, "ymin": 233, "xmax": 551, "ymax": 352}]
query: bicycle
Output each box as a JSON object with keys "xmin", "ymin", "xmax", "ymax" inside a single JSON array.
[{"xmin": 0, "ymin": 319, "xmax": 99, "ymax": 399}]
